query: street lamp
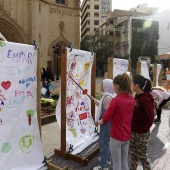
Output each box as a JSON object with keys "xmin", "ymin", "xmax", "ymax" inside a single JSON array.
[{"xmin": 52, "ymin": 43, "xmax": 61, "ymax": 80}]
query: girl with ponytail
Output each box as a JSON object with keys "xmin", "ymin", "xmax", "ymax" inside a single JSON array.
[
  {"xmin": 95, "ymin": 72, "xmax": 135, "ymax": 170},
  {"xmin": 130, "ymin": 74, "xmax": 154, "ymax": 170}
]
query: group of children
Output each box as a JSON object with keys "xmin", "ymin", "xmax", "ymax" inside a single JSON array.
[{"xmin": 91, "ymin": 72, "xmax": 170, "ymax": 170}]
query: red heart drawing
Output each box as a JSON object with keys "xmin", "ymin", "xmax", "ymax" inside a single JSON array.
[
  {"xmin": 83, "ymin": 89, "xmax": 88, "ymax": 95},
  {"xmin": 1, "ymin": 81, "xmax": 11, "ymax": 90}
]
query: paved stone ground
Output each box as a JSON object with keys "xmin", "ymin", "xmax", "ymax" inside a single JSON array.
[{"xmin": 47, "ymin": 109, "xmax": 170, "ymax": 170}]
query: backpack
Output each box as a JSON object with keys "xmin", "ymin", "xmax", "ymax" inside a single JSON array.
[{"xmin": 41, "ymin": 87, "xmax": 47, "ymax": 95}]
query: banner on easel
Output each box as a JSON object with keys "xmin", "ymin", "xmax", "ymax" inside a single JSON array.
[
  {"xmin": 141, "ymin": 62, "xmax": 150, "ymax": 79},
  {"xmin": 0, "ymin": 41, "xmax": 46, "ymax": 170},
  {"xmin": 113, "ymin": 58, "xmax": 129, "ymax": 78},
  {"xmin": 156, "ymin": 64, "xmax": 161, "ymax": 86},
  {"xmin": 56, "ymin": 48, "xmax": 98, "ymax": 155}
]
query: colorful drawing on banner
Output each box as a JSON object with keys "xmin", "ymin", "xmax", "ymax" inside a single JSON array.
[
  {"xmin": 19, "ymin": 135, "xmax": 34, "ymax": 154},
  {"xmin": 0, "ymin": 90, "xmax": 6, "ymax": 112},
  {"xmin": 2, "ymin": 142, "xmax": 12, "ymax": 153},
  {"xmin": 5, "ymin": 66, "xmax": 29, "ymax": 76},
  {"xmin": 84, "ymin": 62, "xmax": 90, "ymax": 72},
  {"xmin": 7, "ymin": 50, "xmax": 33, "ymax": 64},
  {"xmin": 67, "ymin": 111, "xmax": 77, "ymax": 137},
  {"xmin": 0, "ymin": 41, "xmax": 6, "ymax": 47},
  {"xmin": 1, "ymin": 81, "xmax": 11, "ymax": 90},
  {"xmin": 26, "ymin": 110, "xmax": 35, "ymax": 126},
  {"xmin": 0, "ymin": 118, "xmax": 3, "ymax": 124},
  {"xmin": 19, "ymin": 76, "xmax": 36, "ymax": 88},
  {"xmin": 0, "ymin": 91, "xmax": 6, "ymax": 101}
]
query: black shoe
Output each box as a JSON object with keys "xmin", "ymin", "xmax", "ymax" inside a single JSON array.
[{"xmin": 154, "ymin": 119, "xmax": 161, "ymax": 124}]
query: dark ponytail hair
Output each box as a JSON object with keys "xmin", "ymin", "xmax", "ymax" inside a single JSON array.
[
  {"xmin": 133, "ymin": 74, "xmax": 152, "ymax": 92},
  {"xmin": 113, "ymin": 72, "xmax": 133, "ymax": 95}
]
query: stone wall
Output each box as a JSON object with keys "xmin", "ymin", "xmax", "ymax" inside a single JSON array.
[{"xmin": 0, "ymin": 0, "xmax": 80, "ymax": 68}]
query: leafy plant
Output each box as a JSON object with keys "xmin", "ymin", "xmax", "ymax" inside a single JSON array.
[
  {"xmin": 41, "ymin": 98, "xmax": 57, "ymax": 108},
  {"xmin": 131, "ymin": 19, "xmax": 159, "ymax": 69}
]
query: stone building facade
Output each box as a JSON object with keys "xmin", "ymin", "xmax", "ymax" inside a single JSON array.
[{"xmin": 0, "ymin": 0, "xmax": 80, "ymax": 75}]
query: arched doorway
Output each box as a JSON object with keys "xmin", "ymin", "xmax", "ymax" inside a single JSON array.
[{"xmin": 0, "ymin": 17, "xmax": 27, "ymax": 43}]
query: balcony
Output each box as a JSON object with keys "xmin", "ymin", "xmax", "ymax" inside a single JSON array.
[
  {"xmin": 115, "ymin": 31, "xmax": 120, "ymax": 36},
  {"xmin": 115, "ymin": 43, "xmax": 121, "ymax": 49},
  {"xmin": 122, "ymin": 41, "xmax": 129, "ymax": 46}
]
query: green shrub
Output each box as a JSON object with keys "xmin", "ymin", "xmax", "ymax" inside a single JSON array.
[{"xmin": 41, "ymin": 98, "xmax": 57, "ymax": 108}]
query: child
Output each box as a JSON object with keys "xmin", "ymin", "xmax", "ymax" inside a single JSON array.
[
  {"xmin": 130, "ymin": 75, "xmax": 154, "ymax": 170},
  {"xmin": 95, "ymin": 72, "xmax": 135, "ymax": 170},
  {"xmin": 92, "ymin": 79, "xmax": 116, "ymax": 170},
  {"xmin": 42, "ymin": 79, "xmax": 53, "ymax": 99},
  {"xmin": 151, "ymin": 86, "xmax": 170, "ymax": 124}
]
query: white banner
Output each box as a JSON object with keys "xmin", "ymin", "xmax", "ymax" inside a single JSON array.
[
  {"xmin": 141, "ymin": 62, "xmax": 150, "ymax": 79},
  {"xmin": 0, "ymin": 41, "xmax": 46, "ymax": 170},
  {"xmin": 113, "ymin": 58, "xmax": 129, "ymax": 78},
  {"xmin": 156, "ymin": 64, "xmax": 161, "ymax": 86},
  {"xmin": 56, "ymin": 48, "xmax": 98, "ymax": 155}
]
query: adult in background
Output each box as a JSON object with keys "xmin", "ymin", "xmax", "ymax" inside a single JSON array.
[
  {"xmin": 41, "ymin": 67, "xmax": 47, "ymax": 81},
  {"xmin": 95, "ymin": 72, "xmax": 135, "ymax": 170},
  {"xmin": 46, "ymin": 68, "xmax": 54, "ymax": 81},
  {"xmin": 130, "ymin": 75, "xmax": 154, "ymax": 170},
  {"xmin": 151, "ymin": 86, "xmax": 170, "ymax": 124},
  {"xmin": 149, "ymin": 67, "xmax": 153, "ymax": 81}
]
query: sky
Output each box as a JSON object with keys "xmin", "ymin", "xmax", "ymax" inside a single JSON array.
[{"xmin": 80, "ymin": 0, "xmax": 170, "ymax": 11}]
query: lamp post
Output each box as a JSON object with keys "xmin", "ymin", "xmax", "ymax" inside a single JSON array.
[{"xmin": 52, "ymin": 44, "xmax": 61, "ymax": 80}]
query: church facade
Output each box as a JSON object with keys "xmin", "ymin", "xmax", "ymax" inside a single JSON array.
[{"xmin": 0, "ymin": 0, "xmax": 80, "ymax": 72}]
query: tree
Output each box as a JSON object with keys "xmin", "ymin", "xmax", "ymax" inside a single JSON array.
[
  {"xmin": 80, "ymin": 32, "xmax": 114, "ymax": 75},
  {"xmin": 131, "ymin": 19, "xmax": 159, "ymax": 68}
]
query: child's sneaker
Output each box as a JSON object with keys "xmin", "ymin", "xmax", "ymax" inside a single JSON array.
[
  {"xmin": 98, "ymin": 157, "xmax": 111, "ymax": 165},
  {"xmin": 108, "ymin": 160, "xmax": 112, "ymax": 165},
  {"xmin": 93, "ymin": 165, "xmax": 108, "ymax": 170},
  {"xmin": 153, "ymin": 119, "xmax": 161, "ymax": 124}
]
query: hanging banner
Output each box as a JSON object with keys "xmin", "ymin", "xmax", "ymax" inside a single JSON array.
[
  {"xmin": 0, "ymin": 41, "xmax": 46, "ymax": 170},
  {"xmin": 56, "ymin": 48, "xmax": 98, "ymax": 155},
  {"xmin": 113, "ymin": 58, "xmax": 129, "ymax": 78},
  {"xmin": 156, "ymin": 64, "xmax": 161, "ymax": 86},
  {"xmin": 141, "ymin": 62, "xmax": 150, "ymax": 79}
]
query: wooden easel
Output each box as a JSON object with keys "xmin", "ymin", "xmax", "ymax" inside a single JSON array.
[
  {"xmin": 107, "ymin": 57, "xmax": 131, "ymax": 79},
  {"xmin": 36, "ymin": 48, "xmax": 62, "ymax": 170},
  {"xmin": 37, "ymin": 48, "xmax": 42, "ymax": 136},
  {"xmin": 53, "ymin": 48, "xmax": 99, "ymax": 166}
]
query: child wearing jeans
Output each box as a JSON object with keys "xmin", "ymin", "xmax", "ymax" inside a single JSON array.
[
  {"xmin": 92, "ymin": 79, "xmax": 116, "ymax": 170},
  {"xmin": 130, "ymin": 75, "xmax": 154, "ymax": 170},
  {"xmin": 95, "ymin": 72, "xmax": 135, "ymax": 170}
]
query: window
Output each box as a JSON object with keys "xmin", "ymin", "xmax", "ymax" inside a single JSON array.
[
  {"xmin": 94, "ymin": 5, "xmax": 99, "ymax": 9},
  {"xmin": 94, "ymin": 14, "xmax": 99, "ymax": 18},
  {"xmin": 94, "ymin": 20, "xmax": 99, "ymax": 25},
  {"xmin": 86, "ymin": 13, "xmax": 90, "ymax": 17},
  {"xmin": 109, "ymin": 31, "xmax": 113, "ymax": 36},
  {"xmin": 56, "ymin": 0, "xmax": 65, "ymax": 5}
]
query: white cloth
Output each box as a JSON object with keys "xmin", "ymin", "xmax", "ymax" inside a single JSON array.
[
  {"xmin": 151, "ymin": 89, "xmax": 170, "ymax": 106},
  {"xmin": 95, "ymin": 79, "xmax": 116, "ymax": 121}
]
